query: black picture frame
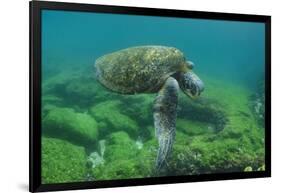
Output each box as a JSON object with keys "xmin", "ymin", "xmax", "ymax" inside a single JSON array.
[{"xmin": 29, "ymin": 1, "xmax": 271, "ymax": 192}]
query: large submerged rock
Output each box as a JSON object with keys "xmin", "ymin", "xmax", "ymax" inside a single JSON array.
[
  {"xmin": 43, "ymin": 107, "xmax": 98, "ymax": 147},
  {"xmin": 89, "ymin": 101, "xmax": 139, "ymax": 138}
]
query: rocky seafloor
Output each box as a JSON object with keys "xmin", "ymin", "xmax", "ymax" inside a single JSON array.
[{"xmin": 41, "ymin": 68, "xmax": 265, "ymax": 184}]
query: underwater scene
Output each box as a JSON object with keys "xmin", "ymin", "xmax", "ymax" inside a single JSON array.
[{"xmin": 41, "ymin": 10, "xmax": 266, "ymax": 184}]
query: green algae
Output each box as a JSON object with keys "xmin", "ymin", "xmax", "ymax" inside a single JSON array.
[
  {"xmin": 104, "ymin": 131, "xmax": 138, "ymax": 161},
  {"xmin": 92, "ymin": 132, "xmax": 157, "ymax": 180},
  {"xmin": 91, "ymin": 131, "xmax": 145, "ymax": 180},
  {"xmin": 42, "ymin": 137, "xmax": 87, "ymax": 184},
  {"xmin": 177, "ymin": 119, "xmax": 216, "ymax": 135},
  {"xmin": 89, "ymin": 101, "xmax": 139, "ymax": 138},
  {"xmin": 41, "ymin": 71, "xmax": 265, "ymax": 182},
  {"xmin": 43, "ymin": 107, "xmax": 98, "ymax": 147}
]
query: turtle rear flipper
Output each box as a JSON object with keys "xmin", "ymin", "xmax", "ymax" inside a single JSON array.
[{"xmin": 153, "ymin": 77, "xmax": 179, "ymax": 172}]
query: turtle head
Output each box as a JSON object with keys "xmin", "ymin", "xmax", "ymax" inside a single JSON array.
[{"xmin": 178, "ymin": 71, "xmax": 204, "ymax": 99}]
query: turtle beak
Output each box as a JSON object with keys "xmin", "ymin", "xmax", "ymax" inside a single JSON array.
[{"xmin": 180, "ymin": 71, "xmax": 204, "ymax": 99}]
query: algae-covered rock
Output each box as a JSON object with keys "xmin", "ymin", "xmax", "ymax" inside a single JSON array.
[
  {"xmin": 42, "ymin": 95, "xmax": 63, "ymax": 117},
  {"xmin": 119, "ymin": 94, "xmax": 154, "ymax": 125},
  {"xmin": 43, "ymin": 107, "xmax": 98, "ymax": 147},
  {"xmin": 104, "ymin": 131, "xmax": 138, "ymax": 161},
  {"xmin": 178, "ymin": 96, "xmax": 227, "ymax": 133},
  {"xmin": 137, "ymin": 138, "xmax": 158, "ymax": 176},
  {"xmin": 63, "ymin": 76, "xmax": 114, "ymax": 107},
  {"xmin": 166, "ymin": 133, "xmax": 263, "ymax": 175},
  {"xmin": 92, "ymin": 132, "xmax": 156, "ymax": 180},
  {"xmin": 257, "ymin": 164, "xmax": 265, "ymax": 171},
  {"xmin": 177, "ymin": 119, "xmax": 215, "ymax": 136},
  {"xmin": 92, "ymin": 159, "xmax": 142, "ymax": 180},
  {"xmin": 42, "ymin": 70, "xmax": 117, "ymax": 108},
  {"xmin": 89, "ymin": 101, "xmax": 139, "ymax": 137},
  {"xmin": 168, "ymin": 144, "xmax": 202, "ymax": 175},
  {"xmin": 42, "ymin": 71, "xmax": 75, "ymax": 95},
  {"xmin": 244, "ymin": 166, "xmax": 253, "ymax": 172},
  {"xmin": 118, "ymin": 94, "xmax": 155, "ymax": 140},
  {"xmin": 42, "ymin": 137, "xmax": 87, "ymax": 184},
  {"xmin": 42, "ymin": 95, "xmax": 63, "ymax": 106},
  {"xmin": 92, "ymin": 131, "xmax": 141, "ymax": 179},
  {"xmin": 64, "ymin": 77, "xmax": 97, "ymax": 106}
]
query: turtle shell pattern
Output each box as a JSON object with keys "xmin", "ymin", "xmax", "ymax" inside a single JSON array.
[{"xmin": 95, "ymin": 46, "xmax": 186, "ymax": 94}]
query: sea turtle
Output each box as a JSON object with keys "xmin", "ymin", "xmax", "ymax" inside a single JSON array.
[{"xmin": 94, "ymin": 46, "xmax": 204, "ymax": 172}]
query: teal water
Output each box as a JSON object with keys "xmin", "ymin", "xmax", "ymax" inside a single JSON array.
[
  {"xmin": 42, "ymin": 10, "xmax": 265, "ymax": 89},
  {"xmin": 41, "ymin": 10, "xmax": 266, "ymax": 184}
]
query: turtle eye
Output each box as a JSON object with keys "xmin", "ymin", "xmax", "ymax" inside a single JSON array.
[{"xmin": 187, "ymin": 61, "xmax": 195, "ymax": 69}]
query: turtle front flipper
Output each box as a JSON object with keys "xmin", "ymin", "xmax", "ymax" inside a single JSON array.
[{"xmin": 153, "ymin": 77, "xmax": 179, "ymax": 172}]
